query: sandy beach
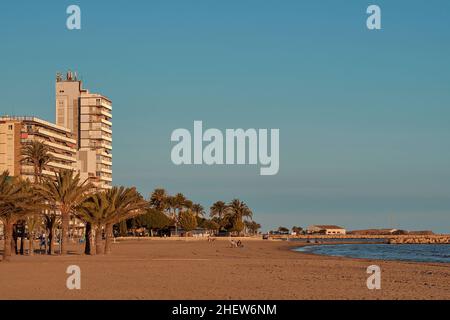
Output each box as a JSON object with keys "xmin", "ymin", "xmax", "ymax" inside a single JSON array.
[{"xmin": 0, "ymin": 239, "xmax": 449, "ymax": 300}]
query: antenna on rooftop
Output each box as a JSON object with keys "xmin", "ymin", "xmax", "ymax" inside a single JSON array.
[
  {"xmin": 56, "ymin": 72, "xmax": 63, "ymax": 82},
  {"xmin": 66, "ymin": 70, "xmax": 74, "ymax": 81}
]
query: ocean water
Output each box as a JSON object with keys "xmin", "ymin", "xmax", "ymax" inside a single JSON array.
[{"xmin": 294, "ymin": 244, "xmax": 450, "ymax": 263}]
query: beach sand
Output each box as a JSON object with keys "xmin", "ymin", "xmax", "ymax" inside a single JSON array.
[{"xmin": 0, "ymin": 239, "xmax": 449, "ymax": 300}]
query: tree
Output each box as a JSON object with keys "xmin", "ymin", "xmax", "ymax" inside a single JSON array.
[
  {"xmin": 178, "ymin": 210, "xmax": 197, "ymax": 236},
  {"xmin": 22, "ymin": 141, "xmax": 54, "ymax": 256},
  {"xmin": 77, "ymin": 186, "xmax": 148, "ymax": 255},
  {"xmin": 173, "ymin": 193, "xmax": 189, "ymax": 235},
  {"xmin": 136, "ymin": 208, "xmax": 171, "ymax": 236},
  {"xmin": 226, "ymin": 199, "xmax": 253, "ymax": 235},
  {"xmin": 164, "ymin": 196, "xmax": 177, "ymax": 224},
  {"xmin": 245, "ymin": 221, "xmax": 261, "ymax": 235},
  {"xmin": 26, "ymin": 214, "xmax": 42, "ymax": 256},
  {"xmin": 229, "ymin": 219, "xmax": 245, "ymax": 234},
  {"xmin": 77, "ymin": 192, "xmax": 109, "ymax": 255},
  {"xmin": 278, "ymin": 226, "xmax": 289, "ymax": 233},
  {"xmin": 201, "ymin": 219, "xmax": 220, "ymax": 234},
  {"xmin": 40, "ymin": 203, "xmax": 61, "ymax": 255},
  {"xmin": 0, "ymin": 172, "xmax": 39, "ymax": 261},
  {"xmin": 192, "ymin": 203, "xmax": 204, "ymax": 218},
  {"xmin": 149, "ymin": 188, "xmax": 167, "ymax": 212},
  {"xmin": 21, "ymin": 141, "xmax": 54, "ymax": 183},
  {"xmin": 210, "ymin": 201, "xmax": 228, "ymax": 219},
  {"xmin": 38, "ymin": 170, "xmax": 92, "ymax": 255},
  {"xmin": 292, "ymin": 226, "xmax": 303, "ymax": 235},
  {"xmin": 102, "ymin": 187, "xmax": 148, "ymax": 254},
  {"xmin": 174, "ymin": 193, "xmax": 187, "ymax": 214}
]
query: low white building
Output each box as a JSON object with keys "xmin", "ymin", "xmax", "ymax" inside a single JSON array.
[{"xmin": 307, "ymin": 225, "xmax": 346, "ymax": 235}]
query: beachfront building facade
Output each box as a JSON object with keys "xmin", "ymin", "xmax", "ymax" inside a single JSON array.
[
  {"xmin": 56, "ymin": 71, "xmax": 112, "ymax": 189},
  {"xmin": 306, "ymin": 225, "xmax": 346, "ymax": 235},
  {"xmin": 0, "ymin": 116, "xmax": 77, "ymax": 182}
]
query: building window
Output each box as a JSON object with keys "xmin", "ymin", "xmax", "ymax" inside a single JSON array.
[{"xmin": 8, "ymin": 125, "xmax": 13, "ymax": 130}]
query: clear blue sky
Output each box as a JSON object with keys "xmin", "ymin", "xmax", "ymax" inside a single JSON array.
[{"xmin": 1, "ymin": 0, "xmax": 450, "ymax": 232}]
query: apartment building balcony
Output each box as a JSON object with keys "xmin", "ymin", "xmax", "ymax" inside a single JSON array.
[
  {"xmin": 81, "ymin": 141, "xmax": 112, "ymax": 150},
  {"xmin": 80, "ymin": 122, "xmax": 112, "ymax": 134},
  {"xmin": 99, "ymin": 175, "xmax": 112, "ymax": 182},
  {"xmin": 21, "ymin": 167, "xmax": 62, "ymax": 178},
  {"xmin": 100, "ymin": 125, "xmax": 112, "ymax": 134},
  {"xmin": 36, "ymin": 128, "xmax": 76, "ymax": 144},
  {"xmin": 101, "ymin": 142, "xmax": 112, "ymax": 150},
  {"xmin": 100, "ymin": 101, "xmax": 112, "ymax": 111},
  {"xmin": 100, "ymin": 167, "xmax": 113, "ymax": 174},
  {"xmin": 42, "ymin": 140, "xmax": 77, "ymax": 153},
  {"xmin": 81, "ymin": 131, "xmax": 112, "ymax": 142},
  {"xmin": 101, "ymin": 118, "xmax": 112, "ymax": 126},
  {"xmin": 80, "ymin": 106, "xmax": 112, "ymax": 118},
  {"xmin": 48, "ymin": 151, "xmax": 77, "ymax": 163},
  {"xmin": 100, "ymin": 159, "xmax": 113, "ymax": 166},
  {"xmin": 100, "ymin": 110, "xmax": 112, "ymax": 119},
  {"xmin": 100, "ymin": 151, "xmax": 112, "ymax": 159},
  {"xmin": 48, "ymin": 161, "xmax": 76, "ymax": 171}
]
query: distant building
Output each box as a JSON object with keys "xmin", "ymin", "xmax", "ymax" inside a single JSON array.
[
  {"xmin": 306, "ymin": 225, "xmax": 346, "ymax": 235},
  {"xmin": 0, "ymin": 116, "xmax": 77, "ymax": 182}
]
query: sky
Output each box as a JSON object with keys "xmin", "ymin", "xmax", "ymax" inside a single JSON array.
[{"xmin": 1, "ymin": 0, "xmax": 449, "ymax": 232}]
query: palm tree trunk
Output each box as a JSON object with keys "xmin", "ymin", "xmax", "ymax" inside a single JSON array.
[
  {"xmin": 61, "ymin": 210, "xmax": 69, "ymax": 255},
  {"xmin": 19, "ymin": 229, "xmax": 24, "ymax": 255},
  {"xmin": 12, "ymin": 225, "xmax": 18, "ymax": 255},
  {"xmin": 48, "ymin": 227, "xmax": 55, "ymax": 255},
  {"xmin": 84, "ymin": 222, "xmax": 91, "ymax": 255},
  {"xmin": 95, "ymin": 226, "xmax": 103, "ymax": 255},
  {"xmin": 29, "ymin": 231, "xmax": 34, "ymax": 256},
  {"xmin": 104, "ymin": 223, "xmax": 113, "ymax": 255},
  {"xmin": 2, "ymin": 222, "xmax": 13, "ymax": 261}
]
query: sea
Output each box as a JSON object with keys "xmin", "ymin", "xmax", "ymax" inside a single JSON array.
[{"xmin": 293, "ymin": 242, "xmax": 450, "ymax": 263}]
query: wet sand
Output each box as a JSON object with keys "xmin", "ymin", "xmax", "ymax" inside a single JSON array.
[{"xmin": 0, "ymin": 239, "xmax": 449, "ymax": 300}]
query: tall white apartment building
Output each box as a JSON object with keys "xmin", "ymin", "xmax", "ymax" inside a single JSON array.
[{"xmin": 55, "ymin": 71, "xmax": 112, "ymax": 189}]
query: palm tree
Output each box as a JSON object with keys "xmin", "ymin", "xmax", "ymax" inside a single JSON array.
[
  {"xmin": 42, "ymin": 212, "xmax": 59, "ymax": 255},
  {"xmin": 22, "ymin": 141, "xmax": 54, "ymax": 256},
  {"xmin": 173, "ymin": 193, "xmax": 187, "ymax": 235},
  {"xmin": 38, "ymin": 170, "xmax": 92, "ymax": 255},
  {"xmin": 245, "ymin": 220, "xmax": 261, "ymax": 235},
  {"xmin": 226, "ymin": 199, "xmax": 253, "ymax": 235},
  {"xmin": 174, "ymin": 193, "xmax": 187, "ymax": 214},
  {"xmin": 21, "ymin": 140, "xmax": 53, "ymax": 183},
  {"xmin": 26, "ymin": 214, "xmax": 41, "ymax": 256},
  {"xmin": 0, "ymin": 172, "xmax": 39, "ymax": 261},
  {"xmin": 210, "ymin": 200, "xmax": 228, "ymax": 219},
  {"xmin": 164, "ymin": 195, "xmax": 177, "ymax": 217},
  {"xmin": 77, "ymin": 192, "xmax": 109, "ymax": 255},
  {"xmin": 102, "ymin": 187, "xmax": 147, "ymax": 254},
  {"xmin": 77, "ymin": 186, "xmax": 148, "ymax": 255},
  {"xmin": 149, "ymin": 188, "xmax": 167, "ymax": 212},
  {"xmin": 192, "ymin": 203, "xmax": 204, "ymax": 218}
]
